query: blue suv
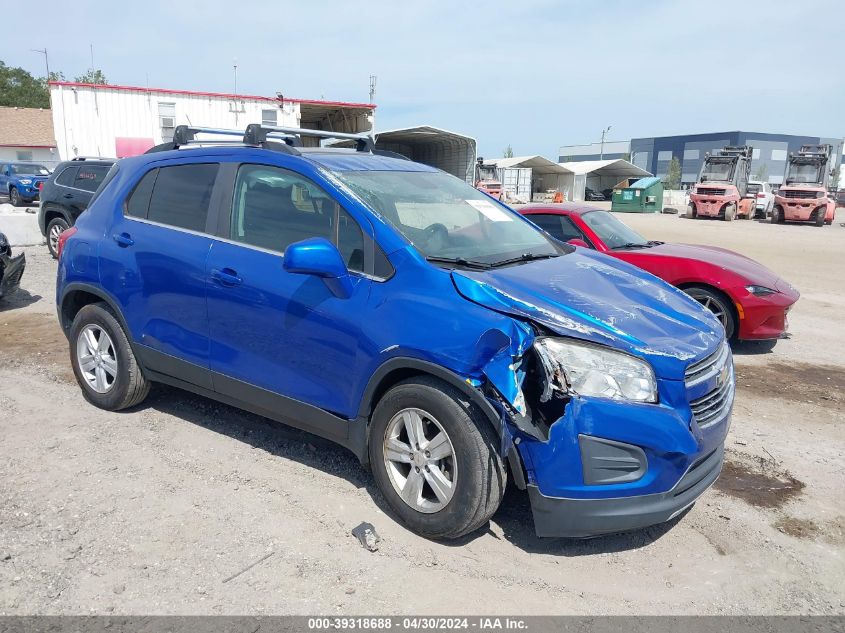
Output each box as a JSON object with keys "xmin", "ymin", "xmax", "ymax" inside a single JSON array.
[{"xmin": 56, "ymin": 124, "xmax": 733, "ymax": 539}]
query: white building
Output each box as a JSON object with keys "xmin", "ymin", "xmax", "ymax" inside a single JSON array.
[{"xmin": 48, "ymin": 81, "xmax": 376, "ymax": 160}]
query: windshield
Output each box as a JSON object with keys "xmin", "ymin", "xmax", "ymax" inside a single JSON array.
[
  {"xmin": 581, "ymin": 210, "xmax": 649, "ymax": 249},
  {"xmin": 785, "ymin": 162, "xmax": 822, "ymax": 184},
  {"xmin": 699, "ymin": 160, "xmax": 734, "ymax": 182},
  {"xmin": 11, "ymin": 163, "xmax": 49, "ymax": 176},
  {"xmin": 746, "ymin": 183, "xmax": 761, "ymax": 195},
  {"xmin": 334, "ymin": 170, "xmax": 560, "ymax": 264}
]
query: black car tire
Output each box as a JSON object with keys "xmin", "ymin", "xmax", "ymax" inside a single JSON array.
[
  {"xmin": 770, "ymin": 206, "xmax": 783, "ymax": 224},
  {"xmin": 46, "ymin": 216, "xmax": 70, "ymax": 259},
  {"xmin": 69, "ymin": 302, "xmax": 150, "ymax": 411},
  {"xmin": 815, "ymin": 209, "xmax": 825, "ymax": 227},
  {"xmin": 9, "ymin": 187, "xmax": 20, "ymax": 207},
  {"xmin": 685, "ymin": 286, "xmax": 736, "ymax": 340},
  {"xmin": 368, "ymin": 376, "xmax": 506, "ymax": 540}
]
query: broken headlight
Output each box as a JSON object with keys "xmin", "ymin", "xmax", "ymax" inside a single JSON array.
[{"xmin": 535, "ymin": 338, "xmax": 657, "ymax": 403}]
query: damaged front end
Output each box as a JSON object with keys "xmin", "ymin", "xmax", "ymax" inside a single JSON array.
[{"xmin": 454, "ymin": 260, "xmax": 730, "ymax": 538}]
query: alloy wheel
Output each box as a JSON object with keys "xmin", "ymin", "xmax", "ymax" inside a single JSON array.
[
  {"xmin": 383, "ymin": 407, "xmax": 457, "ymax": 513},
  {"xmin": 76, "ymin": 324, "xmax": 118, "ymax": 393},
  {"xmin": 49, "ymin": 223, "xmax": 64, "ymax": 254}
]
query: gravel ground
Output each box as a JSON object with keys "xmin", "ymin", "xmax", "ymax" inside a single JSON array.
[{"xmin": 0, "ymin": 213, "xmax": 843, "ymax": 615}]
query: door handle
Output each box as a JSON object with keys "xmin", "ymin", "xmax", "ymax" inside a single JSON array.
[
  {"xmin": 63, "ymin": 193, "xmax": 74, "ymax": 199},
  {"xmin": 211, "ymin": 268, "xmax": 243, "ymax": 286},
  {"xmin": 112, "ymin": 232, "xmax": 134, "ymax": 247}
]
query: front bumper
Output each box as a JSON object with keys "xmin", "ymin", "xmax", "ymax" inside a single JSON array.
[
  {"xmin": 736, "ymin": 285, "xmax": 800, "ymax": 340},
  {"xmin": 0, "ymin": 252, "xmax": 26, "ymax": 298},
  {"xmin": 529, "ymin": 444, "xmax": 724, "ymax": 537},
  {"xmin": 16, "ymin": 184, "xmax": 42, "ymax": 200}
]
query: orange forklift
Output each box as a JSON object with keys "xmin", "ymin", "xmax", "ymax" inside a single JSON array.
[{"xmin": 688, "ymin": 146, "xmax": 755, "ymax": 221}]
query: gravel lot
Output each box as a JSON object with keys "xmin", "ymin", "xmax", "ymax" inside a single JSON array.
[{"xmin": 0, "ymin": 213, "xmax": 843, "ymax": 615}]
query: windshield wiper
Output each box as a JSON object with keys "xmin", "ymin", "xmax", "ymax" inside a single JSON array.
[
  {"xmin": 425, "ymin": 256, "xmax": 491, "ymax": 270},
  {"xmin": 612, "ymin": 242, "xmax": 653, "ymax": 250},
  {"xmin": 488, "ymin": 252, "xmax": 559, "ymax": 268}
]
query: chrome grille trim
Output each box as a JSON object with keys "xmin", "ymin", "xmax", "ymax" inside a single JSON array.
[
  {"xmin": 684, "ymin": 342, "xmax": 730, "ymax": 388},
  {"xmin": 690, "ymin": 365, "xmax": 735, "ymax": 428}
]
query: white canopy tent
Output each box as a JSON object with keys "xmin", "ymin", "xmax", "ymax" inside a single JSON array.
[
  {"xmin": 557, "ymin": 159, "xmax": 653, "ymax": 201},
  {"xmin": 486, "ymin": 155, "xmax": 574, "ymax": 202}
]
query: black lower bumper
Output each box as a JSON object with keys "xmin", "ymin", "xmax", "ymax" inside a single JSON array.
[
  {"xmin": 528, "ymin": 444, "xmax": 724, "ymax": 538},
  {"xmin": 0, "ymin": 253, "xmax": 26, "ymax": 298}
]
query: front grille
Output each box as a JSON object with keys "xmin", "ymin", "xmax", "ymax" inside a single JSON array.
[
  {"xmin": 780, "ymin": 189, "xmax": 817, "ymax": 200},
  {"xmin": 690, "ymin": 367, "xmax": 734, "ymax": 428},
  {"xmin": 684, "ymin": 342, "xmax": 730, "ymax": 387},
  {"xmin": 685, "ymin": 342, "xmax": 734, "ymax": 429},
  {"xmin": 696, "ymin": 187, "xmax": 726, "ymax": 196}
]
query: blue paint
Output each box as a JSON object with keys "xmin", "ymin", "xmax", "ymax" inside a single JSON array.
[{"xmin": 57, "ymin": 142, "xmax": 733, "ymax": 535}]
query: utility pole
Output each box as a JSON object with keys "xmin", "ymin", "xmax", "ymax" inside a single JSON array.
[
  {"xmin": 233, "ymin": 58, "xmax": 238, "ymax": 94},
  {"xmin": 369, "ymin": 75, "xmax": 377, "ymax": 104},
  {"xmin": 31, "ymin": 48, "xmax": 50, "ymax": 78},
  {"xmin": 90, "ymin": 44, "xmax": 94, "ymax": 71},
  {"xmin": 600, "ymin": 125, "xmax": 612, "ymax": 160}
]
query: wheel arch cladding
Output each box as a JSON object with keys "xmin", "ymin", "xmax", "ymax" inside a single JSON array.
[{"xmin": 60, "ymin": 284, "xmax": 129, "ymax": 337}]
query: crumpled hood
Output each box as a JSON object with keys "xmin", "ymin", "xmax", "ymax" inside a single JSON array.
[{"xmin": 452, "ymin": 249, "xmax": 724, "ymax": 380}]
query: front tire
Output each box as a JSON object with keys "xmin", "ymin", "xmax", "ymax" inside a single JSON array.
[
  {"xmin": 815, "ymin": 209, "xmax": 825, "ymax": 227},
  {"xmin": 47, "ymin": 216, "xmax": 70, "ymax": 259},
  {"xmin": 9, "ymin": 187, "xmax": 21, "ymax": 207},
  {"xmin": 368, "ymin": 376, "xmax": 506, "ymax": 540},
  {"xmin": 69, "ymin": 302, "xmax": 150, "ymax": 411},
  {"xmin": 771, "ymin": 206, "xmax": 784, "ymax": 224},
  {"xmin": 685, "ymin": 286, "xmax": 736, "ymax": 339},
  {"xmin": 723, "ymin": 205, "xmax": 735, "ymax": 222}
]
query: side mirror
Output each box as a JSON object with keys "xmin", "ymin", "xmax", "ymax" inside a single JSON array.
[
  {"xmin": 567, "ymin": 238, "xmax": 590, "ymax": 248},
  {"xmin": 283, "ymin": 237, "xmax": 353, "ymax": 299}
]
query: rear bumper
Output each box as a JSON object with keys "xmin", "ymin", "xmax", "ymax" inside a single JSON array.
[
  {"xmin": 528, "ymin": 444, "xmax": 724, "ymax": 538},
  {"xmin": 0, "ymin": 253, "xmax": 26, "ymax": 298}
]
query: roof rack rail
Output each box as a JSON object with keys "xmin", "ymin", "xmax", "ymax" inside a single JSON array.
[
  {"xmin": 145, "ymin": 124, "xmax": 375, "ymax": 155},
  {"xmin": 244, "ymin": 124, "xmax": 375, "ymax": 152},
  {"xmin": 70, "ymin": 155, "xmax": 115, "ymax": 161}
]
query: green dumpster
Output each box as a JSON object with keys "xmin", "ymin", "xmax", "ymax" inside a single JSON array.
[{"xmin": 611, "ymin": 176, "xmax": 663, "ymax": 213}]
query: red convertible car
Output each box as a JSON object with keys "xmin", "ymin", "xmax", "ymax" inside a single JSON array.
[{"xmin": 519, "ymin": 204, "xmax": 799, "ymax": 342}]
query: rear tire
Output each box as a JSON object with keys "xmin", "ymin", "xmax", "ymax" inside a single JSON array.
[
  {"xmin": 69, "ymin": 302, "xmax": 150, "ymax": 411},
  {"xmin": 47, "ymin": 216, "xmax": 70, "ymax": 259},
  {"xmin": 368, "ymin": 376, "xmax": 506, "ymax": 540},
  {"xmin": 685, "ymin": 286, "xmax": 736, "ymax": 339}
]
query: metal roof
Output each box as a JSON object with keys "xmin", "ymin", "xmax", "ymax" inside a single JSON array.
[
  {"xmin": 558, "ymin": 158, "xmax": 652, "ymax": 177},
  {"xmin": 332, "ymin": 126, "xmax": 477, "ymax": 183},
  {"xmin": 47, "ymin": 81, "xmax": 376, "ymax": 110},
  {"xmin": 488, "ymin": 155, "xmax": 573, "ymax": 174}
]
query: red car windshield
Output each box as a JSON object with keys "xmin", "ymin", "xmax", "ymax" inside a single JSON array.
[{"xmin": 581, "ymin": 210, "xmax": 650, "ymax": 250}]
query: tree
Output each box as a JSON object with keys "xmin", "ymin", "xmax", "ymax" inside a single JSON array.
[
  {"xmin": 753, "ymin": 163, "xmax": 768, "ymax": 182},
  {"xmin": 74, "ymin": 69, "xmax": 108, "ymax": 84},
  {"xmin": 503, "ymin": 144, "xmax": 514, "ymax": 158},
  {"xmin": 663, "ymin": 157, "xmax": 681, "ymax": 189},
  {"xmin": 0, "ymin": 60, "xmax": 49, "ymax": 108}
]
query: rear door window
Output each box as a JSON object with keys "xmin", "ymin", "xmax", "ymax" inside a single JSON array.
[
  {"xmin": 74, "ymin": 165, "xmax": 110, "ymax": 192},
  {"xmin": 146, "ymin": 163, "xmax": 219, "ymax": 232}
]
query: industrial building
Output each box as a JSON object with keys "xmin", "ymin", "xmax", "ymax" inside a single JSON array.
[
  {"xmin": 560, "ymin": 131, "xmax": 844, "ymax": 186},
  {"xmin": 48, "ymin": 81, "xmax": 376, "ymax": 160}
]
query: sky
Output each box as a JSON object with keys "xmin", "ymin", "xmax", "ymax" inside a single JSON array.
[{"xmin": 3, "ymin": 0, "xmax": 843, "ymax": 159}]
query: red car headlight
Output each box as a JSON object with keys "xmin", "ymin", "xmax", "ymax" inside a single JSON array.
[{"xmin": 745, "ymin": 285, "xmax": 777, "ymax": 297}]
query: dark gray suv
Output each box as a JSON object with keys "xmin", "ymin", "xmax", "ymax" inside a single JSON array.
[{"xmin": 38, "ymin": 157, "xmax": 114, "ymax": 258}]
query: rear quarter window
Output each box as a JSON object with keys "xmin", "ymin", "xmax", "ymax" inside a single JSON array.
[
  {"xmin": 147, "ymin": 164, "xmax": 219, "ymax": 232},
  {"xmin": 55, "ymin": 166, "xmax": 79, "ymax": 187}
]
